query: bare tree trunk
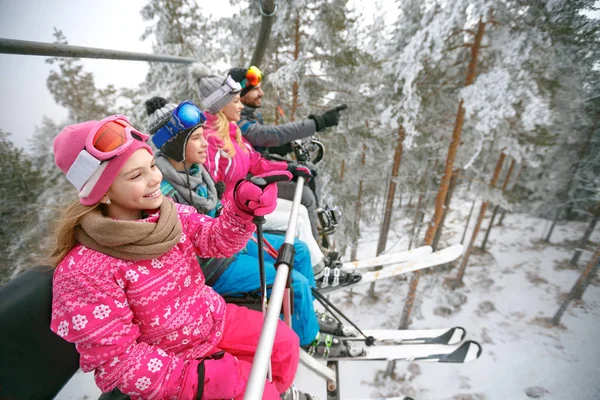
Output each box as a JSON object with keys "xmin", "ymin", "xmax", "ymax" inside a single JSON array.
[
  {"xmin": 574, "ymin": 252, "xmax": 600, "ymax": 300},
  {"xmin": 397, "ymin": 17, "xmax": 488, "ymax": 335},
  {"xmin": 415, "ymin": 160, "xmax": 438, "ymax": 243},
  {"xmin": 461, "ymin": 200, "xmax": 476, "ymax": 245},
  {"xmin": 274, "ymin": 53, "xmax": 280, "ymax": 125},
  {"xmin": 454, "ymin": 151, "xmax": 506, "ymax": 285},
  {"xmin": 570, "ymin": 204, "xmax": 600, "ymax": 266},
  {"xmin": 351, "ymin": 144, "xmax": 367, "ymax": 261},
  {"xmin": 369, "ymin": 198, "xmax": 376, "ymax": 221},
  {"xmin": 481, "ymin": 158, "xmax": 515, "ymax": 251},
  {"xmin": 551, "ymin": 245, "xmax": 600, "ymax": 325},
  {"xmin": 409, "ymin": 192, "xmax": 424, "ymax": 250},
  {"xmin": 563, "ymin": 113, "xmax": 599, "ymax": 217},
  {"xmin": 290, "ymin": 15, "xmax": 301, "ymax": 121},
  {"xmin": 498, "ymin": 209, "xmax": 507, "ymax": 226},
  {"xmin": 498, "ymin": 163, "xmax": 523, "ymax": 227},
  {"xmin": 480, "ymin": 205, "xmax": 500, "ymax": 252},
  {"xmin": 545, "ymin": 207, "xmax": 561, "ymax": 243},
  {"xmin": 423, "ymin": 17, "xmax": 487, "ymax": 249},
  {"xmin": 432, "ymin": 170, "xmax": 459, "ymax": 252},
  {"xmin": 407, "ymin": 195, "xmax": 413, "ymax": 208},
  {"xmin": 398, "ymin": 187, "xmax": 403, "ymax": 209},
  {"xmin": 409, "ymin": 162, "xmax": 430, "ymax": 250},
  {"xmin": 369, "ymin": 127, "xmax": 405, "ymax": 299}
]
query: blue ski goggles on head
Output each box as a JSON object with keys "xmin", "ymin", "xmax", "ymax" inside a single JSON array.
[{"xmin": 152, "ymin": 101, "xmax": 207, "ymax": 149}]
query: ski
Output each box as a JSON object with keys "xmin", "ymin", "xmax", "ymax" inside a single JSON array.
[
  {"xmin": 318, "ymin": 244, "xmax": 463, "ymax": 294},
  {"xmin": 344, "ymin": 327, "xmax": 466, "ymax": 346},
  {"xmin": 341, "ymin": 245, "xmax": 433, "ymax": 272},
  {"xmin": 325, "ymin": 340, "xmax": 482, "ymax": 363}
]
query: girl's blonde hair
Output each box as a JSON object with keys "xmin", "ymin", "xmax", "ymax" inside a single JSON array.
[
  {"xmin": 46, "ymin": 200, "xmax": 104, "ymax": 268},
  {"xmin": 210, "ymin": 111, "xmax": 248, "ymax": 157}
]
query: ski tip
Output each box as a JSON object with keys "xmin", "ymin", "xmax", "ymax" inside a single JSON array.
[
  {"xmin": 450, "ymin": 326, "xmax": 467, "ymax": 344},
  {"xmin": 440, "ymin": 340, "xmax": 482, "ymax": 363},
  {"xmin": 451, "ymin": 243, "xmax": 465, "ymax": 255},
  {"xmin": 475, "ymin": 340, "xmax": 483, "ymax": 358},
  {"xmin": 464, "ymin": 340, "xmax": 483, "ymax": 362}
]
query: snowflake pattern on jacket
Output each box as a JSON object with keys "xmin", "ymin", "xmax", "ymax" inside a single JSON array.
[{"xmin": 50, "ymin": 201, "xmax": 255, "ymax": 400}]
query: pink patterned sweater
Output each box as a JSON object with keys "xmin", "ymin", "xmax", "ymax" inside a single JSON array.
[{"xmin": 50, "ymin": 201, "xmax": 255, "ymax": 399}]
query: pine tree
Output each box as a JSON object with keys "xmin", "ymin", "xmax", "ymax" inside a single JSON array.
[
  {"xmin": 46, "ymin": 29, "xmax": 119, "ymax": 122},
  {"xmin": 0, "ymin": 132, "xmax": 47, "ymax": 284},
  {"xmin": 139, "ymin": 0, "xmax": 228, "ymax": 107}
]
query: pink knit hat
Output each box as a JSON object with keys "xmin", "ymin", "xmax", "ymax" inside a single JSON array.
[{"xmin": 53, "ymin": 117, "xmax": 153, "ymax": 205}]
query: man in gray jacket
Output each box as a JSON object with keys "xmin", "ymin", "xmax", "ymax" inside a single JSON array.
[{"xmin": 229, "ymin": 67, "xmax": 342, "ymax": 240}]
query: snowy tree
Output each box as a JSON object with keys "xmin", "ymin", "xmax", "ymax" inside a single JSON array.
[
  {"xmin": 137, "ymin": 0, "xmax": 233, "ymax": 107},
  {"xmin": 516, "ymin": 0, "xmax": 600, "ymax": 222},
  {"xmin": 0, "ymin": 131, "xmax": 47, "ymax": 283},
  {"xmin": 46, "ymin": 29, "xmax": 119, "ymax": 121}
]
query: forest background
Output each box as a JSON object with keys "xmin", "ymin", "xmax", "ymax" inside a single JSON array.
[{"xmin": 1, "ymin": 0, "xmax": 599, "ymax": 336}]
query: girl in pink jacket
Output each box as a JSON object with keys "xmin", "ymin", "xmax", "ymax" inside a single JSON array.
[
  {"xmin": 49, "ymin": 115, "xmax": 298, "ymax": 400},
  {"xmin": 201, "ymin": 103, "xmax": 289, "ymax": 202},
  {"xmin": 193, "ymin": 69, "xmax": 326, "ymax": 269}
]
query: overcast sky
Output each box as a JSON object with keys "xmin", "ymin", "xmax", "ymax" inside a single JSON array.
[
  {"xmin": 0, "ymin": 0, "xmax": 237, "ymax": 150},
  {"xmin": 0, "ymin": 0, "xmax": 393, "ymax": 150}
]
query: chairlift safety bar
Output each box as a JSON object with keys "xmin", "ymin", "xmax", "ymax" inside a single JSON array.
[{"xmin": 0, "ymin": 38, "xmax": 196, "ymax": 64}]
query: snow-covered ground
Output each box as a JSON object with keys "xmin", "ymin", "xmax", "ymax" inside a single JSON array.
[{"xmin": 56, "ymin": 197, "xmax": 600, "ymax": 400}]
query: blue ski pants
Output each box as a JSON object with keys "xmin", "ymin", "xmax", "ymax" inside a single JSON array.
[{"xmin": 211, "ymin": 233, "xmax": 319, "ymax": 346}]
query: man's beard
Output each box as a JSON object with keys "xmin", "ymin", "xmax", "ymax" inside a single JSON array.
[{"xmin": 243, "ymin": 98, "xmax": 262, "ymax": 109}]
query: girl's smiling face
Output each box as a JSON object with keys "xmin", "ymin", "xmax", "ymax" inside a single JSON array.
[
  {"xmin": 105, "ymin": 149, "xmax": 163, "ymax": 220},
  {"xmin": 222, "ymin": 94, "xmax": 244, "ymax": 122}
]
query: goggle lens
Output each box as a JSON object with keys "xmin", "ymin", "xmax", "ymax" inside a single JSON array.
[
  {"xmin": 151, "ymin": 101, "xmax": 206, "ymax": 149},
  {"xmin": 178, "ymin": 103, "xmax": 206, "ymax": 127},
  {"xmin": 246, "ymin": 66, "xmax": 262, "ymax": 87},
  {"xmin": 92, "ymin": 120, "xmax": 134, "ymax": 153}
]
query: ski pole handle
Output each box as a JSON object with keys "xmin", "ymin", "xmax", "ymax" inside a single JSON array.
[{"xmin": 247, "ymin": 173, "xmax": 291, "ymax": 190}]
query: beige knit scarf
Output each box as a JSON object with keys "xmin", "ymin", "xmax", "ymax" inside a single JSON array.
[{"xmin": 76, "ymin": 199, "xmax": 182, "ymax": 261}]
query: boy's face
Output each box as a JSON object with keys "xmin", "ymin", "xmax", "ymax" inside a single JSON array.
[
  {"xmin": 241, "ymin": 83, "xmax": 264, "ymax": 108},
  {"xmin": 184, "ymin": 126, "xmax": 208, "ymax": 165}
]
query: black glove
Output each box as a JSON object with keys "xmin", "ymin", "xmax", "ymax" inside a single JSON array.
[
  {"xmin": 308, "ymin": 108, "xmax": 340, "ymax": 132},
  {"xmin": 287, "ymin": 162, "xmax": 313, "ymax": 181},
  {"xmin": 214, "ymin": 182, "xmax": 226, "ymax": 200},
  {"xmin": 304, "ymin": 161, "xmax": 318, "ymax": 178}
]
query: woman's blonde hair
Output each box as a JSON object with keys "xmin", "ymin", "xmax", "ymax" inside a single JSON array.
[
  {"xmin": 210, "ymin": 111, "xmax": 247, "ymax": 157},
  {"xmin": 46, "ymin": 200, "xmax": 104, "ymax": 268}
]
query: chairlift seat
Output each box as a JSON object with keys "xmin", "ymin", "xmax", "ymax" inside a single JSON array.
[{"xmin": 0, "ymin": 266, "xmax": 80, "ymax": 400}]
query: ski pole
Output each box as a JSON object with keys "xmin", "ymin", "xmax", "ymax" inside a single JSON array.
[
  {"xmin": 246, "ymin": 173, "xmax": 291, "ymax": 383},
  {"xmin": 244, "ymin": 176, "xmax": 306, "ymax": 400}
]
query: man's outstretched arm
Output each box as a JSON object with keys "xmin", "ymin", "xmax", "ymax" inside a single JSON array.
[{"xmin": 239, "ymin": 117, "xmax": 317, "ymax": 148}]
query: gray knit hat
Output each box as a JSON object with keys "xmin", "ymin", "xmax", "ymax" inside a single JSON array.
[
  {"xmin": 146, "ymin": 97, "xmax": 177, "ymax": 135},
  {"xmin": 145, "ymin": 96, "xmax": 195, "ymax": 163},
  {"xmin": 189, "ymin": 63, "xmax": 241, "ymax": 114}
]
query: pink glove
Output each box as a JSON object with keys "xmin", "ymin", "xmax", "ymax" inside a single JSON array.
[
  {"xmin": 233, "ymin": 171, "xmax": 292, "ymax": 217},
  {"xmin": 202, "ymin": 352, "xmax": 250, "ymax": 399}
]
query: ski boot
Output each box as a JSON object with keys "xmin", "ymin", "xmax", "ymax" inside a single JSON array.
[
  {"xmin": 281, "ymin": 385, "xmax": 319, "ymax": 400},
  {"xmin": 317, "ymin": 205, "xmax": 341, "ymax": 236},
  {"xmin": 303, "ymin": 332, "xmax": 365, "ymax": 359},
  {"xmin": 316, "ymin": 311, "xmax": 357, "ymax": 337},
  {"xmin": 314, "ymin": 256, "xmax": 362, "ymax": 290}
]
